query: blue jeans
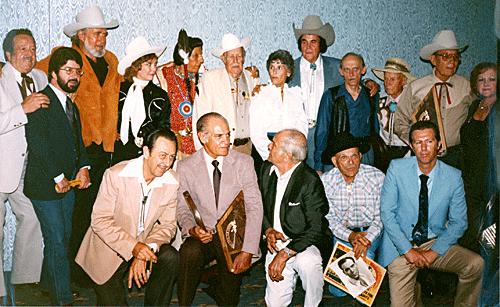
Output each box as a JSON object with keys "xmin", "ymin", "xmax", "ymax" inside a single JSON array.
[
  {"xmin": 329, "ymin": 234, "xmax": 381, "ymax": 297},
  {"xmin": 31, "ymin": 190, "xmax": 74, "ymax": 306}
]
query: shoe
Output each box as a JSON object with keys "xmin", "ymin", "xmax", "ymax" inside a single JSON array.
[{"xmin": 202, "ymin": 285, "xmax": 221, "ymax": 305}]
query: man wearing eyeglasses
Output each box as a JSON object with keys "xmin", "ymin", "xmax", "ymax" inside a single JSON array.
[
  {"xmin": 24, "ymin": 47, "xmax": 90, "ymax": 306},
  {"xmin": 394, "ymin": 30, "xmax": 473, "ymax": 169}
]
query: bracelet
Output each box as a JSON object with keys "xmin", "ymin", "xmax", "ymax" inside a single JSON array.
[{"xmin": 283, "ymin": 247, "xmax": 294, "ymax": 257}]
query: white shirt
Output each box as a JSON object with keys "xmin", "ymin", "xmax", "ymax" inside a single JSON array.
[
  {"xmin": 249, "ymin": 83, "xmax": 308, "ymax": 159},
  {"xmin": 118, "ymin": 156, "xmax": 179, "ymax": 251},
  {"xmin": 300, "ymin": 56, "xmax": 324, "ymax": 121},
  {"xmin": 270, "ymin": 162, "xmax": 301, "ymax": 250}
]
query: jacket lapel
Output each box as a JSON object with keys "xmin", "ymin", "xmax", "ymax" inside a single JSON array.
[
  {"xmin": 279, "ymin": 163, "xmax": 303, "ymax": 220},
  {"xmin": 196, "ymin": 150, "xmax": 217, "ymax": 213},
  {"xmin": 428, "ymin": 161, "xmax": 442, "ymax": 218},
  {"xmin": 127, "ymin": 177, "xmax": 142, "ymax": 238},
  {"xmin": 2, "ymin": 63, "xmax": 23, "ymax": 104}
]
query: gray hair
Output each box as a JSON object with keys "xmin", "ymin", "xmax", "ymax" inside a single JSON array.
[
  {"xmin": 70, "ymin": 29, "xmax": 87, "ymax": 48},
  {"xmin": 196, "ymin": 112, "xmax": 229, "ymax": 144},
  {"xmin": 279, "ymin": 129, "xmax": 307, "ymax": 162},
  {"xmin": 340, "ymin": 52, "xmax": 365, "ymax": 68}
]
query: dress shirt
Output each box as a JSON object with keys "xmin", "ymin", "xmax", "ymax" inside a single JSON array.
[
  {"xmin": 270, "ymin": 162, "xmax": 301, "ymax": 250},
  {"xmin": 416, "ymin": 166, "xmax": 437, "ymax": 239},
  {"xmin": 229, "ymin": 74, "xmax": 251, "ymax": 139},
  {"xmin": 378, "ymin": 93, "xmax": 407, "ymax": 146},
  {"xmin": 321, "ymin": 164, "xmax": 385, "ymax": 243},
  {"xmin": 300, "ymin": 56, "xmax": 324, "ymax": 121},
  {"xmin": 118, "ymin": 156, "xmax": 178, "ymax": 252},
  {"xmin": 203, "ymin": 148, "xmax": 224, "ymax": 192},
  {"xmin": 337, "ymin": 85, "xmax": 375, "ymax": 138},
  {"xmin": 11, "ymin": 65, "xmax": 36, "ymax": 96},
  {"xmin": 395, "ymin": 69, "xmax": 472, "ymax": 146},
  {"xmin": 249, "ymin": 83, "xmax": 308, "ymax": 159}
]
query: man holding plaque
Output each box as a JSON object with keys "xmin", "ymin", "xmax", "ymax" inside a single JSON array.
[
  {"xmin": 176, "ymin": 112, "xmax": 263, "ymax": 306},
  {"xmin": 394, "ymin": 30, "xmax": 473, "ymax": 168},
  {"xmin": 260, "ymin": 129, "xmax": 332, "ymax": 307}
]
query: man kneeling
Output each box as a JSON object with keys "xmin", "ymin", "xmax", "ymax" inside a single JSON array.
[{"xmin": 76, "ymin": 129, "xmax": 180, "ymax": 306}]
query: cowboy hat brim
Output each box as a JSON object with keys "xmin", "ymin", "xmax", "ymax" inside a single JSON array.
[
  {"xmin": 63, "ymin": 19, "xmax": 119, "ymax": 37},
  {"xmin": 293, "ymin": 22, "xmax": 335, "ymax": 47},
  {"xmin": 211, "ymin": 37, "xmax": 251, "ymax": 58},
  {"xmin": 419, "ymin": 44, "xmax": 469, "ymax": 61},
  {"xmin": 118, "ymin": 46, "xmax": 166, "ymax": 75},
  {"xmin": 372, "ymin": 68, "xmax": 417, "ymax": 83}
]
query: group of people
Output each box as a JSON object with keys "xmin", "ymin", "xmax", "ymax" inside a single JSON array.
[{"xmin": 0, "ymin": 5, "xmax": 496, "ymax": 307}]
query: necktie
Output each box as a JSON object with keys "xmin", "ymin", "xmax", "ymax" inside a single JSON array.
[
  {"xmin": 212, "ymin": 160, "xmax": 221, "ymax": 207},
  {"xmin": 436, "ymin": 82, "xmax": 452, "ymax": 106},
  {"xmin": 66, "ymin": 97, "xmax": 77, "ymax": 139},
  {"xmin": 412, "ymin": 175, "xmax": 429, "ymax": 246},
  {"xmin": 19, "ymin": 73, "xmax": 34, "ymax": 100}
]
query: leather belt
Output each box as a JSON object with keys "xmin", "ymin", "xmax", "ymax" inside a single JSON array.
[
  {"xmin": 347, "ymin": 225, "xmax": 370, "ymax": 232},
  {"xmin": 233, "ymin": 137, "xmax": 250, "ymax": 146}
]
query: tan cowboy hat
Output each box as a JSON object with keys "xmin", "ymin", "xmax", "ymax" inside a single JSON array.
[
  {"xmin": 63, "ymin": 6, "xmax": 119, "ymax": 37},
  {"xmin": 420, "ymin": 30, "xmax": 468, "ymax": 60},
  {"xmin": 211, "ymin": 33, "xmax": 251, "ymax": 58},
  {"xmin": 118, "ymin": 36, "xmax": 166, "ymax": 75},
  {"xmin": 372, "ymin": 58, "xmax": 417, "ymax": 82},
  {"xmin": 293, "ymin": 15, "xmax": 335, "ymax": 46}
]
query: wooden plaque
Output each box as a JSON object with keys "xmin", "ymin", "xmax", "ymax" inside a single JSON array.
[
  {"xmin": 182, "ymin": 191, "xmax": 207, "ymax": 231},
  {"xmin": 411, "ymin": 85, "xmax": 447, "ymax": 150},
  {"xmin": 216, "ymin": 190, "xmax": 246, "ymax": 271}
]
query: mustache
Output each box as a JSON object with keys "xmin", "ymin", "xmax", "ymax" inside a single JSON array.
[{"xmin": 22, "ymin": 56, "xmax": 34, "ymax": 61}]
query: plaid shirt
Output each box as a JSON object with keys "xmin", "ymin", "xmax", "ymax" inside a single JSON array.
[{"xmin": 321, "ymin": 164, "xmax": 385, "ymax": 243}]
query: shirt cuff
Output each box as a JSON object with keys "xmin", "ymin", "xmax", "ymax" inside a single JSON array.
[
  {"xmin": 147, "ymin": 243, "xmax": 158, "ymax": 253},
  {"xmin": 54, "ymin": 173, "xmax": 65, "ymax": 183}
]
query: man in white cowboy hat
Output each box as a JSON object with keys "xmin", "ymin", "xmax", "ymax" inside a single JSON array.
[
  {"xmin": 394, "ymin": 30, "xmax": 472, "ymax": 169},
  {"xmin": 35, "ymin": 5, "xmax": 122, "ymax": 286},
  {"xmin": 372, "ymin": 57, "xmax": 417, "ymax": 171},
  {"xmin": 290, "ymin": 15, "xmax": 378, "ymax": 169},
  {"xmin": 192, "ymin": 33, "xmax": 260, "ymax": 156},
  {"xmin": 0, "ymin": 28, "xmax": 46, "ymax": 298}
]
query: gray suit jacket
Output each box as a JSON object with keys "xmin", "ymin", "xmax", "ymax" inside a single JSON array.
[
  {"xmin": 289, "ymin": 55, "xmax": 343, "ymax": 92},
  {"xmin": 176, "ymin": 149, "xmax": 263, "ymax": 256},
  {"xmin": 0, "ymin": 62, "xmax": 47, "ymax": 192}
]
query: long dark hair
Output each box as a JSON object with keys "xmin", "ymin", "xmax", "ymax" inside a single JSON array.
[{"xmin": 173, "ymin": 29, "xmax": 203, "ymax": 103}]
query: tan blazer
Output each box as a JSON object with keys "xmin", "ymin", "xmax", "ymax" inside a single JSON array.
[
  {"xmin": 192, "ymin": 67, "xmax": 259, "ymax": 149},
  {"xmin": 176, "ymin": 149, "xmax": 263, "ymax": 256},
  {"xmin": 76, "ymin": 158, "xmax": 179, "ymax": 285}
]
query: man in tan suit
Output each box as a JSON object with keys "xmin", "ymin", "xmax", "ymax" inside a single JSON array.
[
  {"xmin": 76, "ymin": 129, "xmax": 180, "ymax": 306},
  {"xmin": 176, "ymin": 112, "xmax": 263, "ymax": 306}
]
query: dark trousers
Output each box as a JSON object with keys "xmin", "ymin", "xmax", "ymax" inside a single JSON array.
[
  {"xmin": 94, "ymin": 244, "xmax": 179, "ymax": 306},
  {"xmin": 177, "ymin": 237, "xmax": 243, "ymax": 306},
  {"xmin": 31, "ymin": 190, "xmax": 75, "ymax": 306},
  {"xmin": 69, "ymin": 143, "xmax": 112, "ymax": 283}
]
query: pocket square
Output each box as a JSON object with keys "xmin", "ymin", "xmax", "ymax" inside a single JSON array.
[{"xmin": 288, "ymin": 202, "xmax": 300, "ymax": 206}]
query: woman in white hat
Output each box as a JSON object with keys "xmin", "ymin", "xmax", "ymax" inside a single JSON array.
[
  {"xmin": 156, "ymin": 29, "xmax": 204, "ymax": 161},
  {"xmin": 249, "ymin": 49, "xmax": 308, "ymax": 164},
  {"xmin": 113, "ymin": 36, "xmax": 171, "ymax": 165}
]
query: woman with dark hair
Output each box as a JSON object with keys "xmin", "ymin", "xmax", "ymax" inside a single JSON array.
[
  {"xmin": 113, "ymin": 36, "xmax": 171, "ymax": 165},
  {"xmin": 459, "ymin": 62, "xmax": 497, "ymax": 253},
  {"xmin": 249, "ymin": 49, "xmax": 308, "ymax": 161},
  {"xmin": 157, "ymin": 29, "xmax": 204, "ymax": 160}
]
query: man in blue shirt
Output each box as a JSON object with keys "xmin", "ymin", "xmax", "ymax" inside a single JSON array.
[{"xmin": 314, "ymin": 53, "xmax": 379, "ymax": 173}]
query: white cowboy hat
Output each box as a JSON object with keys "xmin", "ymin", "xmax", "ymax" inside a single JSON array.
[
  {"xmin": 293, "ymin": 15, "xmax": 335, "ymax": 47},
  {"xmin": 211, "ymin": 33, "xmax": 251, "ymax": 58},
  {"xmin": 118, "ymin": 36, "xmax": 166, "ymax": 75},
  {"xmin": 372, "ymin": 58, "xmax": 417, "ymax": 82},
  {"xmin": 63, "ymin": 6, "xmax": 119, "ymax": 37},
  {"xmin": 420, "ymin": 30, "xmax": 468, "ymax": 60}
]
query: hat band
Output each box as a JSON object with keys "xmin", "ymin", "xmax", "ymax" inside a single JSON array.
[{"xmin": 384, "ymin": 60, "xmax": 410, "ymax": 73}]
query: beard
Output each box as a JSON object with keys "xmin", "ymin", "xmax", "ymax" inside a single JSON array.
[
  {"xmin": 84, "ymin": 39, "xmax": 106, "ymax": 58},
  {"xmin": 57, "ymin": 76, "xmax": 80, "ymax": 93}
]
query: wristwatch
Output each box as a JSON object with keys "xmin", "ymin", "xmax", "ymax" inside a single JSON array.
[{"xmin": 283, "ymin": 247, "xmax": 294, "ymax": 257}]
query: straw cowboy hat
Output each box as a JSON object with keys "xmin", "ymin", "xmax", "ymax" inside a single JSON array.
[
  {"xmin": 372, "ymin": 58, "xmax": 417, "ymax": 82},
  {"xmin": 419, "ymin": 30, "xmax": 468, "ymax": 60},
  {"xmin": 293, "ymin": 15, "xmax": 335, "ymax": 47},
  {"xmin": 63, "ymin": 6, "xmax": 119, "ymax": 37},
  {"xmin": 211, "ymin": 33, "xmax": 251, "ymax": 58},
  {"xmin": 118, "ymin": 36, "xmax": 166, "ymax": 75}
]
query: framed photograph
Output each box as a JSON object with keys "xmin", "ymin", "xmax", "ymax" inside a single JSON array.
[
  {"xmin": 216, "ymin": 190, "xmax": 246, "ymax": 271},
  {"xmin": 324, "ymin": 242, "xmax": 386, "ymax": 306},
  {"xmin": 411, "ymin": 85, "xmax": 447, "ymax": 150}
]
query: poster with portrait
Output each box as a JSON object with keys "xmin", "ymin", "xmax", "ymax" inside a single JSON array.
[
  {"xmin": 216, "ymin": 190, "xmax": 246, "ymax": 271},
  {"xmin": 323, "ymin": 242, "xmax": 386, "ymax": 306},
  {"xmin": 411, "ymin": 85, "xmax": 447, "ymax": 150}
]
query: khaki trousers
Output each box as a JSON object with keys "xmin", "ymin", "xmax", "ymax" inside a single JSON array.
[{"xmin": 387, "ymin": 239, "xmax": 484, "ymax": 307}]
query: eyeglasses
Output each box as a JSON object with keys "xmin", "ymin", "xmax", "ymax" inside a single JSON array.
[
  {"xmin": 434, "ymin": 53, "xmax": 461, "ymax": 62},
  {"xmin": 60, "ymin": 68, "xmax": 84, "ymax": 76}
]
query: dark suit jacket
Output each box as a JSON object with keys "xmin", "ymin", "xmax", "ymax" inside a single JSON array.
[
  {"xmin": 24, "ymin": 85, "xmax": 88, "ymax": 200},
  {"xmin": 259, "ymin": 161, "xmax": 333, "ymax": 263}
]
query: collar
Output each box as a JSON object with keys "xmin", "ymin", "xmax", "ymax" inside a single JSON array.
[
  {"xmin": 48, "ymin": 83, "xmax": 69, "ymax": 107},
  {"xmin": 431, "ymin": 68, "xmax": 460, "ymax": 86},
  {"xmin": 417, "ymin": 161, "xmax": 436, "ymax": 182},
  {"xmin": 119, "ymin": 156, "xmax": 178, "ymax": 188},
  {"xmin": 202, "ymin": 148, "xmax": 224, "ymax": 168},
  {"xmin": 270, "ymin": 161, "xmax": 301, "ymax": 180},
  {"xmin": 300, "ymin": 55, "xmax": 323, "ymax": 71},
  {"xmin": 9, "ymin": 63, "xmax": 33, "ymax": 84}
]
